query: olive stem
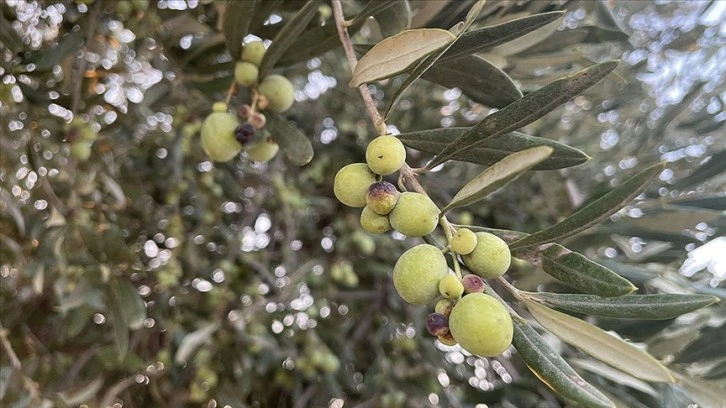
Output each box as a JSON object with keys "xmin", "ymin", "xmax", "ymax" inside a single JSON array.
[
  {"xmin": 224, "ymin": 80, "xmax": 237, "ymax": 105},
  {"xmin": 331, "ymin": 0, "xmax": 386, "ymax": 134},
  {"xmin": 333, "ymin": 0, "xmax": 457, "ymax": 244}
]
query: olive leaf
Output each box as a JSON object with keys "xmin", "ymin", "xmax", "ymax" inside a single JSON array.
[
  {"xmin": 512, "ymin": 320, "xmax": 615, "ymax": 408},
  {"xmin": 522, "ymin": 297, "xmax": 675, "ymax": 383},
  {"xmin": 381, "ymin": 0, "xmax": 486, "ymax": 118},
  {"xmin": 105, "ymin": 278, "xmax": 147, "ymax": 361},
  {"xmin": 422, "ymin": 55, "xmax": 522, "ymax": 109},
  {"xmin": 426, "ymin": 60, "xmax": 618, "ymax": 170},
  {"xmin": 440, "ymin": 146, "xmax": 553, "ymax": 214},
  {"xmin": 258, "ymin": 0, "xmax": 322, "ymax": 79},
  {"xmin": 222, "ymin": 0, "xmax": 257, "ymax": 60},
  {"xmin": 439, "ymin": 11, "xmax": 566, "ymax": 62},
  {"xmin": 397, "ymin": 127, "xmax": 589, "ymax": 170},
  {"xmin": 373, "ymin": 0, "xmax": 411, "ymax": 37},
  {"xmin": 350, "ymin": 28, "xmax": 456, "ymax": 87},
  {"xmin": 509, "ymin": 162, "xmax": 665, "ymax": 250},
  {"xmin": 22, "ymin": 31, "xmax": 83, "ymax": 71},
  {"xmin": 526, "ymin": 293, "xmax": 719, "ymax": 320},
  {"xmin": 265, "ymin": 112, "xmax": 314, "ymax": 166}
]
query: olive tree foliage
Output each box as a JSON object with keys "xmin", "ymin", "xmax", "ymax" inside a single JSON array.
[{"xmin": 1, "ymin": 0, "xmax": 724, "ymax": 407}]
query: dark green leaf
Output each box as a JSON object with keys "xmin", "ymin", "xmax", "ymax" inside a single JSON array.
[
  {"xmin": 22, "ymin": 31, "xmax": 83, "ymax": 71},
  {"xmin": 529, "ymin": 244, "xmax": 637, "ymax": 296},
  {"xmin": 373, "ymin": 0, "xmax": 410, "ymax": 37},
  {"xmin": 266, "ymin": 112, "xmax": 314, "ymax": 166},
  {"xmin": 426, "ymin": 61, "xmax": 618, "ymax": 169},
  {"xmin": 509, "ymin": 162, "xmax": 664, "ymax": 250},
  {"xmin": 528, "ymin": 293, "xmax": 718, "ymax": 320},
  {"xmin": 511, "ymin": 320, "xmax": 615, "ymax": 408},
  {"xmin": 104, "ymin": 280, "xmax": 130, "ymax": 361},
  {"xmin": 0, "ymin": 14, "xmax": 24, "ymax": 54},
  {"xmin": 258, "ymin": 0, "xmax": 322, "ymax": 79},
  {"xmin": 223, "ymin": 1, "xmax": 257, "ymax": 59},
  {"xmin": 667, "ymin": 195, "xmax": 726, "ymax": 211},
  {"xmin": 441, "ymin": 146, "xmax": 553, "ymax": 214},
  {"xmin": 381, "ymin": 0, "xmax": 485, "ymax": 118},
  {"xmin": 397, "ymin": 127, "xmax": 590, "ymax": 170},
  {"xmin": 439, "ymin": 11, "xmax": 565, "ymax": 61},
  {"xmin": 349, "ymin": 0, "xmax": 401, "ymax": 27},
  {"xmin": 422, "ymin": 55, "xmax": 522, "ymax": 108},
  {"xmin": 277, "ymin": 19, "xmax": 366, "ymax": 67},
  {"xmin": 671, "ymin": 150, "xmax": 726, "ymax": 190},
  {"xmin": 522, "ymin": 298, "xmax": 675, "ymax": 383}
]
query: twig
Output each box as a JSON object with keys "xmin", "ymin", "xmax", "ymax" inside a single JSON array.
[
  {"xmin": 0, "ymin": 326, "xmax": 22, "ymax": 369},
  {"xmin": 330, "ymin": 0, "xmax": 386, "ymax": 135}
]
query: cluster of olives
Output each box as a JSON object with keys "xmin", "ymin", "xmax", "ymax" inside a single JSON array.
[
  {"xmin": 295, "ymin": 347, "xmax": 341, "ymax": 379},
  {"xmin": 393, "ymin": 230, "xmax": 514, "ymax": 356},
  {"xmin": 330, "ymin": 260, "xmax": 359, "ymax": 288},
  {"xmin": 333, "ymin": 136, "xmax": 440, "ymax": 236},
  {"xmin": 64, "ymin": 118, "xmax": 97, "ymax": 161},
  {"xmin": 201, "ymin": 40, "xmax": 295, "ymax": 163}
]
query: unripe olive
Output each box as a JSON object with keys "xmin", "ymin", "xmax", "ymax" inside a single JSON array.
[
  {"xmin": 365, "ymin": 135, "xmax": 406, "ymax": 176},
  {"xmin": 438, "ymin": 274, "xmax": 464, "ymax": 299},
  {"xmin": 241, "ymin": 41, "xmax": 266, "ymax": 66},
  {"xmin": 448, "ymin": 293, "xmax": 513, "ymax": 357},
  {"xmin": 425, "ymin": 313, "xmax": 449, "ymax": 337},
  {"xmin": 245, "ymin": 137, "xmax": 279, "ymax": 162},
  {"xmin": 434, "ymin": 298, "xmax": 454, "ymax": 317},
  {"xmin": 360, "ymin": 205, "xmax": 391, "ymax": 234},
  {"xmin": 258, "ymin": 74, "xmax": 295, "ymax": 113},
  {"xmin": 365, "ymin": 181, "xmax": 400, "ymax": 215},
  {"xmin": 389, "ymin": 192, "xmax": 439, "ymax": 237},
  {"xmin": 201, "ymin": 112, "xmax": 242, "ymax": 162},
  {"xmin": 450, "ymin": 227, "xmax": 477, "ymax": 255},
  {"xmin": 69, "ymin": 141, "xmax": 92, "ymax": 161},
  {"xmin": 462, "ymin": 274, "xmax": 485, "ymax": 294},
  {"xmin": 333, "ymin": 163, "xmax": 376, "ymax": 207},
  {"xmin": 462, "ymin": 232, "xmax": 512, "ymax": 279},
  {"xmin": 392, "ymin": 244, "xmax": 447, "ymax": 305},
  {"xmin": 234, "ymin": 61, "xmax": 259, "ymax": 87},
  {"xmin": 212, "ymin": 101, "xmax": 228, "ymax": 113}
]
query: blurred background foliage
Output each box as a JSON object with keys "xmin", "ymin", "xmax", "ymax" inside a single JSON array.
[{"xmin": 1, "ymin": 0, "xmax": 724, "ymax": 407}]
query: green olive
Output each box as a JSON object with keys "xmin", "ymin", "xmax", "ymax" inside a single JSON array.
[
  {"xmin": 365, "ymin": 135, "xmax": 406, "ymax": 176},
  {"xmin": 393, "ymin": 244, "xmax": 448, "ymax": 305},
  {"xmin": 388, "ymin": 192, "xmax": 439, "ymax": 237},
  {"xmin": 462, "ymin": 232, "xmax": 511, "ymax": 279},
  {"xmin": 333, "ymin": 163, "xmax": 376, "ymax": 207},
  {"xmin": 448, "ymin": 293, "xmax": 513, "ymax": 356}
]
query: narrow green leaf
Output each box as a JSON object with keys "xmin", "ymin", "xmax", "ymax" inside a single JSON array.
[
  {"xmin": 440, "ymin": 11, "xmax": 565, "ymax": 62},
  {"xmin": 524, "ymin": 243, "xmax": 637, "ymax": 296},
  {"xmin": 105, "ymin": 280, "xmax": 130, "ymax": 361},
  {"xmin": 667, "ymin": 195, "xmax": 726, "ymax": 211},
  {"xmin": 422, "ymin": 55, "xmax": 522, "ymax": 108},
  {"xmin": 528, "ymin": 293, "xmax": 719, "ymax": 320},
  {"xmin": 381, "ymin": 0, "xmax": 486, "ymax": 118},
  {"xmin": 258, "ymin": 0, "xmax": 321, "ymax": 79},
  {"xmin": 510, "ymin": 162, "xmax": 664, "ymax": 250},
  {"xmin": 222, "ymin": 0, "xmax": 257, "ymax": 60},
  {"xmin": 277, "ymin": 19, "xmax": 366, "ymax": 67},
  {"xmin": 511, "ymin": 320, "xmax": 615, "ymax": 408},
  {"xmin": 349, "ymin": 0, "xmax": 401, "ymax": 27},
  {"xmin": 440, "ymin": 146, "xmax": 553, "ymax": 214},
  {"xmin": 350, "ymin": 28, "xmax": 455, "ymax": 87},
  {"xmin": 373, "ymin": 0, "xmax": 411, "ymax": 37},
  {"xmin": 23, "ymin": 31, "xmax": 83, "ymax": 71},
  {"xmin": 488, "ymin": 13, "xmax": 563, "ymax": 56},
  {"xmin": 115, "ymin": 278, "xmax": 147, "ymax": 330},
  {"xmin": 397, "ymin": 127, "xmax": 590, "ymax": 170},
  {"xmin": 522, "ymin": 298, "xmax": 675, "ymax": 383},
  {"xmin": 427, "ymin": 61, "xmax": 618, "ymax": 169},
  {"xmin": 672, "ymin": 149, "xmax": 726, "ymax": 190},
  {"xmin": 265, "ymin": 112, "xmax": 314, "ymax": 166}
]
